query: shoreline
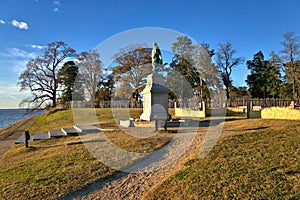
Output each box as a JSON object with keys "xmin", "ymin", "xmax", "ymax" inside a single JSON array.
[
  {"xmin": 0, "ymin": 116, "xmax": 36, "ymax": 158},
  {"xmin": 0, "ymin": 117, "xmax": 32, "ymax": 138},
  {"xmin": 0, "ymin": 116, "xmax": 37, "ymax": 141},
  {"xmin": 0, "ymin": 108, "xmax": 45, "ymax": 136}
]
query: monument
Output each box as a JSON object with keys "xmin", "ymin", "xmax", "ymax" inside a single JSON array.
[{"xmin": 140, "ymin": 42, "xmax": 171, "ymax": 122}]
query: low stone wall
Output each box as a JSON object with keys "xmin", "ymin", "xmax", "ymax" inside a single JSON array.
[
  {"xmin": 227, "ymin": 107, "xmax": 246, "ymax": 113},
  {"xmin": 174, "ymin": 101, "xmax": 206, "ymax": 118},
  {"xmin": 249, "ymin": 110, "xmax": 261, "ymax": 118},
  {"xmin": 261, "ymin": 107, "xmax": 300, "ymax": 120},
  {"xmin": 174, "ymin": 108, "xmax": 205, "ymax": 118}
]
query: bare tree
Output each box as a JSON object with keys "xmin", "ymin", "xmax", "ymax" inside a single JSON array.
[
  {"xmin": 216, "ymin": 41, "xmax": 243, "ymax": 99},
  {"xmin": 170, "ymin": 36, "xmax": 223, "ymax": 101},
  {"xmin": 19, "ymin": 41, "xmax": 76, "ymax": 108},
  {"xmin": 280, "ymin": 31, "xmax": 300, "ymax": 99},
  {"xmin": 193, "ymin": 43, "xmax": 222, "ymax": 100},
  {"xmin": 77, "ymin": 50, "xmax": 103, "ymax": 103},
  {"xmin": 112, "ymin": 44, "xmax": 152, "ymax": 100}
]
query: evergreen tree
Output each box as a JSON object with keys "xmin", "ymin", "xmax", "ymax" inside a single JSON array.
[
  {"xmin": 58, "ymin": 61, "xmax": 83, "ymax": 102},
  {"xmin": 246, "ymin": 51, "xmax": 282, "ymax": 98},
  {"xmin": 266, "ymin": 51, "xmax": 282, "ymax": 98},
  {"xmin": 95, "ymin": 74, "xmax": 115, "ymax": 102}
]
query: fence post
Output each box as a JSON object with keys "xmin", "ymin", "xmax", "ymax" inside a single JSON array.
[
  {"xmin": 24, "ymin": 130, "xmax": 30, "ymax": 148},
  {"xmin": 246, "ymin": 99, "xmax": 252, "ymax": 119}
]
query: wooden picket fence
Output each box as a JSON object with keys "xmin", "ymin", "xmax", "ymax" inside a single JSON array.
[{"xmin": 63, "ymin": 98, "xmax": 300, "ymax": 109}]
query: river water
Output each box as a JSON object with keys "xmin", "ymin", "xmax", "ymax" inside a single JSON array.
[{"xmin": 0, "ymin": 109, "xmax": 44, "ymax": 130}]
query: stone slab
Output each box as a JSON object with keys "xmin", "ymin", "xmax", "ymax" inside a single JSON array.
[
  {"xmin": 61, "ymin": 128, "xmax": 79, "ymax": 136},
  {"xmin": 15, "ymin": 135, "xmax": 25, "ymax": 144},
  {"xmin": 89, "ymin": 124, "xmax": 115, "ymax": 132},
  {"xmin": 74, "ymin": 125, "xmax": 102, "ymax": 133},
  {"xmin": 48, "ymin": 130, "xmax": 66, "ymax": 138},
  {"xmin": 33, "ymin": 132, "xmax": 49, "ymax": 140},
  {"xmin": 15, "ymin": 135, "xmax": 33, "ymax": 144}
]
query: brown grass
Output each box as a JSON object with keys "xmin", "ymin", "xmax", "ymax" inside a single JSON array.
[
  {"xmin": 143, "ymin": 118, "xmax": 300, "ymax": 199},
  {"xmin": 0, "ymin": 108, "xmax": 174, "ymax": 199}
]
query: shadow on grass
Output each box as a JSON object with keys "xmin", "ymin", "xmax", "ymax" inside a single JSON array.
[
  {"xmin": 67, "ymin": 140, "xmax": 108, "ymax": 145},
  {"xmin": 61, "ymin": 117, "xmax": 247, "ymax": 199},
  {"xmin": 61, "ymin": 170, "xmax": 129, "ymax": 200},
  {"xmin": 245, "ymin": 126, "xmax": 269, "ymax": 131},
  {"xmin": 187, "ymin": 117, "xmax": 245, "ymax": 128},
  {"xmin": 61, "ymin": 139, "xmax": 174, "ymax": 199}
]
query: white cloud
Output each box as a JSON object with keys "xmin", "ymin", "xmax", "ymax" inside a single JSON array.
[
  {"xmin": 0, "ymin": 19, "xmax": 5, "ymax": 24},
  {"xmin": 30, "ymin": 44, "xmax": 46, "ymax": 49},
  {"xmin": 0, "ymin": 81, "xmax": 30, "ymax": 108},
  {"xmin": 11, "ymin": 19, "xmax": 29, "ymax": 30},
  {"xmin": 53, "ymin": 0, "xmax": 61, "ymax": 12},
  {"xmin": 0, "ymin": 47, "xmax": 37, "ymax": 108},
  {"xmin": 11, "ymin": 59, "xmax": 29, "ymax": 73},
  {"xmin": 0, "ymin": 57, "xmax": 28, "ymax": 75},
  {"xmin": 9, "ymin": 48, "xmax": 29, "ymax": 57},
  {"xmin": 0, "ymin": 48, "xmax": 37, "ymax": 74},
  {"xmin": 53, "ymin": 0, "xmax": 61, "ymax": 6},
  {"xmin": 2, "ymin": 48, "xmax": 36, "ymax": 58}
]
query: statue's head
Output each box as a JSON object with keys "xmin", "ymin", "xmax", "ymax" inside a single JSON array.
[{"xmin": 153, "ymin": 42, "xmax": 158, "ymax": 48}]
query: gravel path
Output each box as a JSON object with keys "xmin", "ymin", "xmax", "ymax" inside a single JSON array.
[
  {"xmin": 0, "ymin": 117, "xmax": 35, "ymax": 158},
  {"xmin": 64, "ymin": 119, "xmax": 225, "ymax": 200}
]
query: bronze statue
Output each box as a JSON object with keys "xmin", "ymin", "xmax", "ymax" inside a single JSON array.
[{"xmin": 151, "ymin": 42, "xmax": 162, "ymax": 72}]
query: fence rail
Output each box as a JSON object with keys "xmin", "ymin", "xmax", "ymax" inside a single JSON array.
[{"xmin": 63, "ymin": 98, "xmax": 300, "ymax": 109}]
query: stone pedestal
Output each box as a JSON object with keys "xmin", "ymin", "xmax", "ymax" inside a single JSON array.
[{"xmin": 140, "ymin": 73, "xmax": 171, "ymax": 121}]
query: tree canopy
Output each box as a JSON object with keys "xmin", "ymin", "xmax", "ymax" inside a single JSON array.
[
  {"xmin": 170, "ymin": 36, "xmax": 222, "ymax": 100},
  {"xmin": 18, "ymin": 31, "xmax": 300, "ymax": 109},
  {"xmin": 216, "ymin": 41, "xmax": 244, "ymax": 99},
  {"xmin": 77, "ymin": 50, "xmax": 103, "ymax": 103},
  {"xmin": 246, "ymin": 51, "xmax": 282, "ymax": 98},
  {"xmin": 112, "ymin": 44, "xmax": 152, "ymax": 101},
  {"xmin": 58, "ymin": 61, "xmax": 83, "ymax": 102},
  {"xmin": 19, "ymin": 41, "xmax": 76, "ymax": 108},
  {"xmin": 280, "ymin": 31, "xmax": 300, "ymax": 99}
]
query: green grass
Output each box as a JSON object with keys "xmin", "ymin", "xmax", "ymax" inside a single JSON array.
[
  {"xmin": 28, "ymin": 108, "xmax": 174, "ymax": 134},
  {"xmin": 144, "ymin": 119, "xmax": 300, "ymax": 199},
  {"xmin": 0, "ymin": 132, "xmax": 174, "ymax": 199},
  {"xmin": 0, "ymin": 137, "xmax": 114, "ymax": 199},
  {"xmin": 0, "ymin": 108, "xmax": 174, "ymax": 199},
  {"xmin": 28, "ymin": 109, "xmax": 74, "ymax": 134},
  {"xmin": 3, "ymin": 109, "xmax": 299, "ymax": 199}
]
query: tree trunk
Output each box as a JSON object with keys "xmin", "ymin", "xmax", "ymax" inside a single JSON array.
[
  {"xmin": 52, "ymin": 91, "xmax": 56, "ymax": 107},
  {"xmin": 293, "ymin": 78, "xmax": 296, "ymax": 100},
  {"xmin": 226, "ymin": 86, "xmax": 230, "ymax": 100},
  {"xmin": 200, "ymin": 74, "xmax": 203, "ymax": 101}
]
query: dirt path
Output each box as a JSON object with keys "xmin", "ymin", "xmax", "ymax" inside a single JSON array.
[
  {"xmin": 64, "ymin": 119, "xmax": 225, "ymax": 200},
  {"xmin": 0, "ymin": 117, "xmax": 35, "ymax": 158}
]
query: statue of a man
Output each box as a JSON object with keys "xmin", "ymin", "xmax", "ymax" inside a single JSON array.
[{"xmin": 151, "ymin": 42, "xmax": 163, "ymax": 72}]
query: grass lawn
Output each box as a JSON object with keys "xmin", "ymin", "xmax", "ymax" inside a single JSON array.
[
  {"xmin": 1, "ymin": 109, "xmax": 299, "ymax": 199},
  {"xmin": 28, "ymin": 108, "xmax": 175, "ymax": 134},
  {"xmin": 144, "ymin": 119, "xmax": 300, "ymax": 199},
  {"xmin": 0, "ymin": 108, "xmax": 173, "ymax": 199},
  {"xmin": 0, "ymin": 137, "xmax": 113, "ymax": 199}
]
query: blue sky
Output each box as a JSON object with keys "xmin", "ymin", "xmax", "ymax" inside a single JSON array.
[{"xmin": 0, "ymin": 0, "xmax": 300, "ymax": 108}]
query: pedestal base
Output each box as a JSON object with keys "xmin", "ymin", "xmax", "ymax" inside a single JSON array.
[{"xmin": 140, "ymin": 73, "xmax": 171, "ymax": 121}]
